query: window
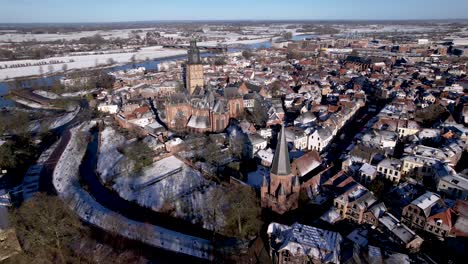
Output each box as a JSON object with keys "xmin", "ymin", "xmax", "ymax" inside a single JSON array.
[{"xmin": 394, "ymin": 171, "xmax": 398, "ymax": 176}]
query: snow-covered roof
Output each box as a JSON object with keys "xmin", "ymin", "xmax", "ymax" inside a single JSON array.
[
  {"xmin": 379, "ymin": 213, "xmax": 419, "ymax": 244},
  {"xmin": 187, "ymin": 115, "xmax": 210, "ymax": 129},
  {"xmin": 256, "ymin": 149, "xmax": 274, "ymax": 163},
  {"xmin": 320, "ymin": 208, "xmax": 342, "ymax": 224},
  {"xmin": 411, "ymin": 192, "xmax": 441, "ymax": 211},
  {"xmin": 268, "ymin": 222, "xmax": 342, "ymax": 263},
  {"xmin": 359, "ymin": 163, "xmax": 376, "ymax": 176}
]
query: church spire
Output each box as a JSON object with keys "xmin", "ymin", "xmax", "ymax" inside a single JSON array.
[{"xmin": 270, "ymin": 124, "xmax": 291, "ymax": 176}]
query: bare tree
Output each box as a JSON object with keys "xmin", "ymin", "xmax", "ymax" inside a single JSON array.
[
  {"xmin": 8, "ymin": 193, "xmax": 88, "ymax": 263},
  {"xmin": 206, "ymin": 185, "xmax": 262, "ymax": 238},
  {"xmin": 203, "ymin": 187, "xmax": 225, "ymax": 234}
]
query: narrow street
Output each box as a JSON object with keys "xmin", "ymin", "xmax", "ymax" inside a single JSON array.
[{"xmin": 324, "ymin": 98, "xmax": 388, "ymax": 174}]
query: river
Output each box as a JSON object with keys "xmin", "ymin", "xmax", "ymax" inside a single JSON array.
[{"xmin": 0, "ymin": 33, "xmax": 317, "ymax": 107}]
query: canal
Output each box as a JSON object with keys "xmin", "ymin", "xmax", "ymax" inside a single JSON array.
[{"xmin": 79, "ymin": 128, "xmax": 227, "ymax": 241}]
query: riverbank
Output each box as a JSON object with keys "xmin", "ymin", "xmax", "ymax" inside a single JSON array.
[{"xmin": 52, "ymin": 122, "xmax": 215, "ymax": 260}]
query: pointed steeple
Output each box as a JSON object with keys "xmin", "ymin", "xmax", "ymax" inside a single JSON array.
[
  {"xmin": 271, "ymin": 124, "xmax": 291, "ymax": 176},
  {"xmin": 277, "ymin": 184, "xmax": 286, "ymax": 196},
  {"xmin": 293, "ymin": 176, "xmax": 300, "ymax": 186}
]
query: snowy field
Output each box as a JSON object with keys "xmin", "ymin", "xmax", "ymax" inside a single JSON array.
[
  {"xmin": 338, "ymin": 24, "xmax": 447, "ymax": 33},
  {"xmin": 0, "ymin": 46, "xmax": 187, "ymax": 80},
  {"xmin": 0, "ymin": 28, "xmax": 157, "ymax": 42},
  {"xmin": 53, "ymin": 122, "xmax": 214, "ymax": 260}
]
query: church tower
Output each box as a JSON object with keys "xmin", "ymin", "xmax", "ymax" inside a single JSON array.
[
  {"xmin": 185, "ymin": 40, "xmax": 204, "ymax": 95},
  {"xmin": 261, "ymin": 124, "xmax": 300, "ymax": 214}
]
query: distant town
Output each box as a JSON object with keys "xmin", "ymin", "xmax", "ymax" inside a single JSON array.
[{"xmin": 0, "ymin": 20, "xmax": 467, "ymax": 264}]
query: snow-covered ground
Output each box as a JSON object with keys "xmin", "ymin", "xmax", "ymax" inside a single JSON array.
[
  {"xmin": 33, "ymin": 90, "xmax": 60, "ymax": 99},
  {"xmin": 53, "ymin": 122, "xmax": 213, "ymax": 260},
  {"xmin": 0, "ymin": 47, "xmax": 187, "ymax": 80},
  {"xmin": 97, "ymin": 126, "xmax": 126, "ymax": 183},
  {"xmin": 339, "ymin": 24, "xmax": 445, "ymax": 33},
  {"xmin": 97, "ymin": 125, "xmax": 223, "ymax": 230},
  {"xmin": 11, "ymin": 96, "xmax": 59, "ymax": 110},
  {"xmin": 23, "ymin": 140, "xmax": 60, "ymax": 201},
  {"xmin": 199, "ymin": 37, "xmax": 273, "ymax": 46},
  {"xmin": 48, "ymin": 106, "xmax": 80, "ymax": 130},
  {"xmin": 112, "ymin": 155, "xmax": 222, "ymax": 230},
  {"xmin": 0, "ymin": 28, "xmax": 157, "ymax": 42}
]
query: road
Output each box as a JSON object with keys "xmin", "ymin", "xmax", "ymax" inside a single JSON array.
[{"xmin": 324, "ymin": 98, "xmax": 389, "ymax": 175}]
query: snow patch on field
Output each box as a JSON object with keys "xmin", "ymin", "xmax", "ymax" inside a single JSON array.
[{"xmin": 97, "ymin": 126, "xmax": 126, "ymax": 183}]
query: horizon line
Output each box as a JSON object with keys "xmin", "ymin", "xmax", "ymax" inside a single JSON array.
[{"xmin": 1, "ymin": 18, "xmax": 468, "ymax": 26}]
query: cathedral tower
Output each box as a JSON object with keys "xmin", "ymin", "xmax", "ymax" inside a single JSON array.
[{"xmin": 185, "ymin": 40, "xmax": 204, "ymax": 95}]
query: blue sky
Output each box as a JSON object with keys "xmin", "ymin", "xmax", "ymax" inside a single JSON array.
[{"xmin": 0, "ymin": 0, "xmax": 467, "ymax": 23}]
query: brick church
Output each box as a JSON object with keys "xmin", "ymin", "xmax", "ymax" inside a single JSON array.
[
  {"xmin": 261, "ymin": 124, "xmax": 301, "ymax": 214},
  {"xmin": 164, "ymin": 40, "xmax": 244, "ymax": 133}
]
